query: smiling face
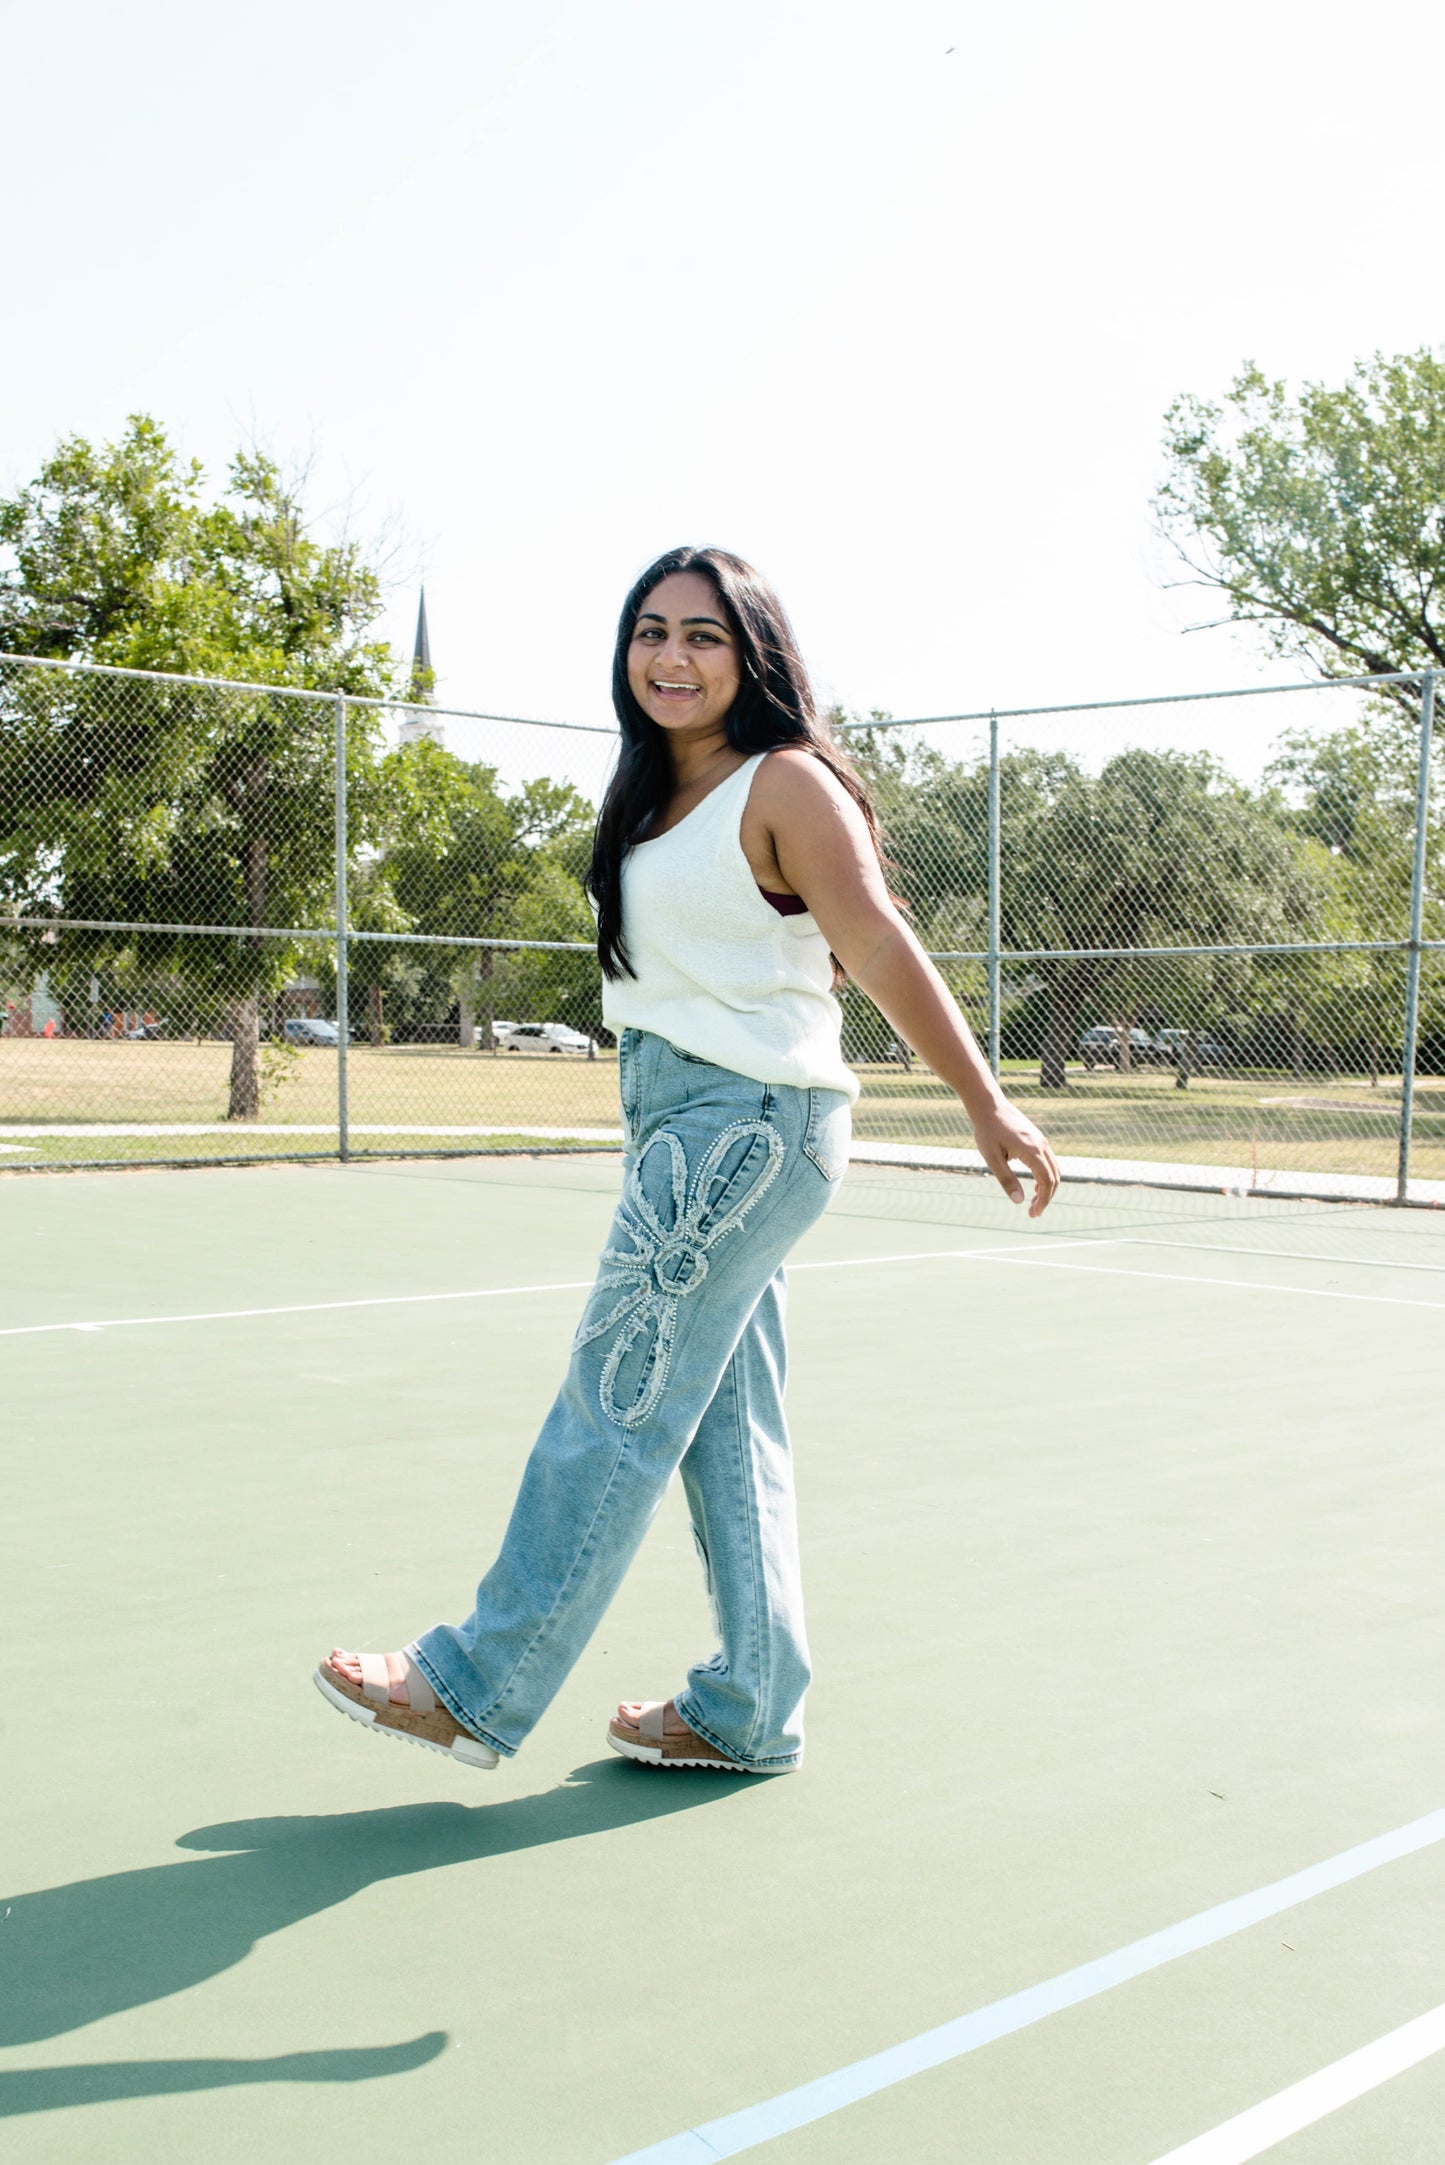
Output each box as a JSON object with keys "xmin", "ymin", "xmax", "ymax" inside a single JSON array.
[{"xmin": 626, "ymin": 570, "xmax": 742, "ymax": 740}]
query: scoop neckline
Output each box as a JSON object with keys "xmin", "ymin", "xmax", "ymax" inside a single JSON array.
[{"xmin": 633, "ymin": 752, "xmax": 761, "ymax": 846}]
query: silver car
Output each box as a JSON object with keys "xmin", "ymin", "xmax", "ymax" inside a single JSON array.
[
  {"xmin": 495, "ymin": 1021, "xmax": 597, "ymax": 1055},
  {"xmin": 284, "ymin": 1017, "xmax": 349, "ymax": 1047},
  {"xmin": 1078, "ymin": 1025, "xmax": 1159, "ymax": 1069}
]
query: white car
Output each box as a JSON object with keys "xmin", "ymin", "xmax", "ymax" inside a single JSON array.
[{"xmin": 495, "ymin": 1021, "xmax": 597, "ymax": 1055}]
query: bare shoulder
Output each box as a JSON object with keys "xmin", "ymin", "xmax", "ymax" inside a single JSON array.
[{"xmin": 753, "ymin": 745, "xmax": 859, "ymax": 821}]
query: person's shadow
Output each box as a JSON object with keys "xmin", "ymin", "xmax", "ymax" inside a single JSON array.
[{"xmin": 0, "ymin": 1758, "xmax": 748, "ymax": 2117}]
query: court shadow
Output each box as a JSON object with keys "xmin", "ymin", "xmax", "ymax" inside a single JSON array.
[
  {"xmin": 0, "ymin": 2034, "xmax": 447, "ymax": 2119},
  {"xmin": 2, "ymin": 1758, "xmax": 747, "ymax": 2056}
]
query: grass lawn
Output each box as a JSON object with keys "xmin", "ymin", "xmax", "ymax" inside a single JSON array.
[
  {"xmin": 1, "ymin": 1039, "xmax": 1440, "ymax": 1179},
  {"xmin": 856, "ymin": 1059, "xmax": 1443, "ymax": 1179}
]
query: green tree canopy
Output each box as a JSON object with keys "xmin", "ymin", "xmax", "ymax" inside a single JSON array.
[
  {"xmin": 370, "ymin": 740, "xmax": 595, "ymax": 1047},
  {"xmin": 1156, "ymin": 351, "xmax": 1445, "ymax": 729},
  {"xmin": 853, "ymin": 728, "xmax": 1329, "ymax": 1088},
  {"xmin": 1268, "ymin": 723, "xmax": 1444, "ymax": 1079},
  {"xmin": 1002, "ymin": 746, "xmax": 1328, "ymax": 1086},
  {"xmin": 0, "ymin": 415, "xmax": 400, "ymax": 1113}
]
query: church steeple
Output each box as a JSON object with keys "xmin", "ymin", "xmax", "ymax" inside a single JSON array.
[
  {"xmin": 410, "ymin": 587, "xmax": 433, "ymax": 698},
  {"xmin": 400, "ymin": 586, "xmax": 445, "ymax": 746}
]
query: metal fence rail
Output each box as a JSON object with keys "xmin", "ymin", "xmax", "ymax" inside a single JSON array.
[{"xmin": 1, "ymin": 652, "xmax": 1439, "ymax": 1200}]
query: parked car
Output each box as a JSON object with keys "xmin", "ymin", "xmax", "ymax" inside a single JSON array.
[
  {"xmin": 1151, "ymin": 1028, "xmax": 1231, "ymax": 1067},
  {"xmin": 495, "ymin": 1021, "xmax": 597, "ymax": 1055},
  {"xmin": 1078, "ymin": 1025, "xmax": 1160, "ymax": 1069},
  {"xmin": 474, "ymin": 1019, "xmax": 517, "ymax": 1045},
  {"xmin": 284, "ymin": 1017, "xmax": 349, "ymax": 1047}
]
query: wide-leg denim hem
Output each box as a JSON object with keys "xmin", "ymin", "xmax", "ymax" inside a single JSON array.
[
  {"xmin": 672, "ymin": 1692, "xmax": 802, "ymax": 1773},
  {"xmin": 410, "ymin": 1644, "xmax": 517, "ymax": 1761}
]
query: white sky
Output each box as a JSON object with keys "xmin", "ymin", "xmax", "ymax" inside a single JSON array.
[{"xmin": 7, "ymin": 0, "xmax": 1442, "ymax": 793}]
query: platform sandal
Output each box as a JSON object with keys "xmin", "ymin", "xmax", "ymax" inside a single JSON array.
[
  {"xmin": 606, "ymin": 1700, "xmax": 753, "ymax": 1772},
  {"xmin": 314, "ymin": 1649, "xmax": 499, "ymax": 1770}
]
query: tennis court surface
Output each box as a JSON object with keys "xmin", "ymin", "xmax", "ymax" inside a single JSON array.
[{"xmin": 6, "ymin": 1154, "xmax": 1445, "ymax": 2164}]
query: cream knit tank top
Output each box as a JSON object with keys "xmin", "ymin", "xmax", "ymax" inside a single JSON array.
[{"xmin": 601, "ymin": 753, "xmax": 859, "ymax": 1102}]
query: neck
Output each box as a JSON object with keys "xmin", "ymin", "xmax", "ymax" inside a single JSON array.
[{"xmin": 665, "ymin": 723, "xmax": 737, "ymax": 791}]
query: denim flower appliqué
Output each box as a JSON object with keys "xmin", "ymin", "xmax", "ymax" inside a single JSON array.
[{"xmin": 575, "ymin": 1119, "xmax": 785, "ymax": 1428}]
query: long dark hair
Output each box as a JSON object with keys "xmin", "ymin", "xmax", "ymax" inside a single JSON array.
[{"xmin": 588, "ymin": 545, "xmax": 884, "ymax": 979}]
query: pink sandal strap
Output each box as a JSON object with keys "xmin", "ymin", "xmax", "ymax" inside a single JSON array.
[
  {"xmin": 400, "ymin": 1650, "xmax": 436, "ymax": 1715},
  {"xmin": 358, "ymin": 1652, "xmax": 391, "ymax": 1706},
  {"xmin": 639, "ymin": 1702, "xmax": 668, "ymax": 1745},
  {"xmin": 356, "ymin": 1649, "xmax": 439, "ymax": 1714}
]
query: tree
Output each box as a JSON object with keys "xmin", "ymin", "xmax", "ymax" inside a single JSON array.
[
  {"xmin": 377, "ymin": 741, "xmax": 594, "ymax": 1047},
  {"xmin": 850, "ymin": 730, "xmax": 1329, "ymax": 1091},
  {"xmin": 0, "ymin": 416, "xmax": 400, "ymax": 1114},
  {"xmin": 1268, "ymin": 724, "xmax": 1444, "ymax": 1083},
  {"xmin": 1001, "ymin": 748, "xmax": 1327, "ymax": 1088},
  {"xmin": 1156, "ymin": 351, "xmax": 1445, "ymax": 730},
  {"xmin": 847, "ymin": 728, "xmax": 994, "ymax": 1058}
]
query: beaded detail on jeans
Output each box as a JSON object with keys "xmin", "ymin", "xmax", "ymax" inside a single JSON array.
[{"xmin": 574, "ymin": 1119, "xmax": 785, "ymax": 1429}]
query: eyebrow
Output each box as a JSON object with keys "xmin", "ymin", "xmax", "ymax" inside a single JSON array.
[{"xmin": 636, "ymin": 611, "xmax": 730, "ymax": 631}]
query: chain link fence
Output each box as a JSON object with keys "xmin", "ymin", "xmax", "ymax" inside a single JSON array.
[{"xmin": 1, "ymin": 653, "xmax": 1439, "ymax": 1201}]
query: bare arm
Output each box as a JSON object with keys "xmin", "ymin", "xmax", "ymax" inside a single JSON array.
[{"xmin": 754, "ymin": 750, "xmax": 1061, "ymax": 1216}]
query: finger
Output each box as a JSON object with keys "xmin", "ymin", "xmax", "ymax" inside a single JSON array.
[
  {"xmin": 1029, "ymin": 1147, "xmax": 1059, "ymax": 1215},
  {"xmin": 1010, "ymin": 1140, "xmax": 1054, "ymax": 1216},
  {"xmin": 1024, "ymin": 1142, "xmax": 1061, "ymax": 1216},
  {"xmin": 983, "ymin": 1139, "xmax": 1025, "ymax": 1204}
]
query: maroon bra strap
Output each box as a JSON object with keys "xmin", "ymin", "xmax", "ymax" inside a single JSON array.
[{"xmin": 758, "ymin": 886, "xmax": 807, "ymax": 917}]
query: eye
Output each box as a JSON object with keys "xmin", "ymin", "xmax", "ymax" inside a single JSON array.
[
  {"xmin": 690, "ymin": 631, "xmax": 721, "ymax": 645},
  {"xmin": 634, "ymin": 625, "xmax": 663, "ymax": 641}
]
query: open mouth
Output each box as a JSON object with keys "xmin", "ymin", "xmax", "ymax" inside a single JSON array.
[{"xmin": 650, "ymin": 680, "xmax": 702, "ymax": 701}]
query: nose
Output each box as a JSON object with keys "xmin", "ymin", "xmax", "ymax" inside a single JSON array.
[{"xmin": 658, "ymin": 632, "xmax": 695, "ymax": 674}]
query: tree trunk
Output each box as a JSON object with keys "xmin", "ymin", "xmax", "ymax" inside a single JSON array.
[
  {"xmin": 1114, "ymin": 1011, "xmax": 1133, "ymax": 1073},
  {"xmin": 228, "ymin": 991, "xmax": 261, "ymax": 1119},
  {"xmin": 1174, "ymin": 1027, "xmax": 1196, "ymax": 1090},
  {"xmin": 1366, "ymin": 1032, "xmax": 1380, "ymax": 1087},
  {"xmin": 478, "ymin": 948, "xmax": 495, "ymax": 1051},
  {"xmin": 1289, "ymin": 1005, "xmax": 1305, "ymax": 1080},
  {"xmin": 368, "ymin": 983, "xmax": 384, "ymax": 1047},
  {"xmin": 457, "ymin": 961, "xmax": 478, "ymax": 1049},
  {"xmin": 230, "ymin": 814, "xmax": 269, "ymax": 1118},
  {"xmin": 1040, "ymin": 966, "xmax": 1089, "ymax": 1091}
]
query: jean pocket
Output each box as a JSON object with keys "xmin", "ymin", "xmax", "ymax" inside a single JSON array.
[
  {"xmin": 803, "ymin": 1089, "xmax": 851, "ymax": 1182},
  {"xmin": 663, "ymin": 1039, "xmax": 714, "ymax": 1068}
]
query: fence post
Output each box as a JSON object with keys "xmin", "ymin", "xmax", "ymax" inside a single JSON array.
[
  {"xmin": 334, "ymin": 692, "xmax": 350, "ymax": 1165},
  {"xmin": 1396, "ymin": 667, "xmax": 1435, "ymax": 1203},
  {"xmin": 987, "ymin": 709, "xmax": 1001, "ymax": 1079}
]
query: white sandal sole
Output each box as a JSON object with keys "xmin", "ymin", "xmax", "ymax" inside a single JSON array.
[
  {"xmin": 606, "ymin": 1728, "xmax": 753, "ymax": 1772},
  {"xmin": 314, "ymin": 1667, "xmax": 499, "ymax": 1770}
]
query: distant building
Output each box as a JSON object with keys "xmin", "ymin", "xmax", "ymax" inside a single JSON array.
[
  {"xmin": 2, "ymin": 972, "xmax": 64, "ymax": 1037},
  {"xmin": 399, "ymin": 588, "xmax": 445, "ymax": 748}
]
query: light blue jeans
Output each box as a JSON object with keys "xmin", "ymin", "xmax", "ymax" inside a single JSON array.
[{"xmin": 413, "ymin": 1029, "xmax": 851, "ymax": 1771}]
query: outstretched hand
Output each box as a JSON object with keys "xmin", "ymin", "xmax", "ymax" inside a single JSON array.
[{"xmin": 972, "ymin": 1098, "xmax": 1061, "ymax": 1217}]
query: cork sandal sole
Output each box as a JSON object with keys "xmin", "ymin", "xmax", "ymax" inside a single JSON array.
[
  {"xmin": 606, "ymin": 1701, "xmax": 755, "ymax": 1773},
  {"xmin": 315, "ymin": 1655, "xmax": 498, "ymax": 1771}
]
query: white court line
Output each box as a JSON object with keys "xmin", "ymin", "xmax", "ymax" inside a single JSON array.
[
  {"xmin": 0, "ymin": 1241, "xmax": 1108, "ymax": 1340},
  {"xmin": 608, "ymin": 1806, "xmax": 1445, "ymax": 2162},
  {"xmin": 971, "ymin": 1249, "xmax": 1445, "ymax": 1314},
  {"xmin": 0, "ymin": 1279, "xmax": 596, "ymax": 1339},
  {"xmin": 4, "ymin": 1233, "xmax": 1437, "ymax": 1338},
  {"xmin": 789, "ymin": 1236, "xmax": 1117, "ymax": 1273},
  {"xmin": 1135, "ymin": 1235, "xmax": 1445, "ymax": 1280},
  {"xmin": 1148, "ymin": 1999, "xmax": 1445, "ymax": 2164}
]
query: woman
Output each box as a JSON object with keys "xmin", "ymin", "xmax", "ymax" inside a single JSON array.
[{"xmin": 317, "ymin": 546, "xmax": 1059, "ymax": 1775}]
